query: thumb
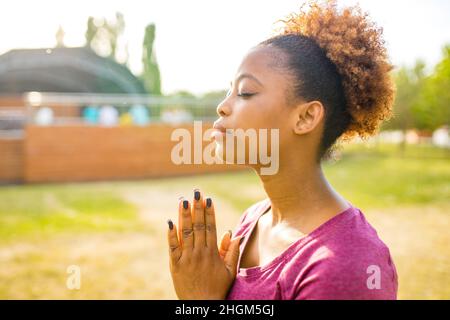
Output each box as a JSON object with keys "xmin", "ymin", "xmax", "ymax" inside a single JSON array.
[
  {"xmin": 224, "ymin": 236, "xmax": 245, "ymax": 277},
  {"xmin": 219, "ymin": 230, "xmax": 232, "ymax": 259}
]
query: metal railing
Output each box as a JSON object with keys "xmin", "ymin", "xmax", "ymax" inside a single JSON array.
[{"xmin": 0, "ymin": 92, "xmax": 222, "ymax": 137}]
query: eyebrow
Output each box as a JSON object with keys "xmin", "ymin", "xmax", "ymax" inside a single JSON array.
[{"xmin": 230, "ymin": 73, "xmax": 264, "ymax": 87}]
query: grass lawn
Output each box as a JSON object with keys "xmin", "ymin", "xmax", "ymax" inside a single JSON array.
[{"xmin": 0, "ymin": 143, "xmax": 449, "ymax": 299}]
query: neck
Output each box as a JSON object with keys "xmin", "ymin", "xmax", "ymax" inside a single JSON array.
[{"xmin": 255, "ymin": 151, "xmax": 348, "ymax": 229}]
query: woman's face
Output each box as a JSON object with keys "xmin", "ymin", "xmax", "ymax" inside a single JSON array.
[{"xmin": 213, "ymin": 45, "xmax": 299, "ymax": 167}]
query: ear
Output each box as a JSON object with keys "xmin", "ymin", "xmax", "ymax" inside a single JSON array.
[{"xmin": 292, "ymin": 101, "xmax": 324, "ymax": 135}]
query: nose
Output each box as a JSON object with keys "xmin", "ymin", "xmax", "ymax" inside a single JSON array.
[{"xmin": 216, "ymin": 97, "xmax": 231, "ymax": 117}]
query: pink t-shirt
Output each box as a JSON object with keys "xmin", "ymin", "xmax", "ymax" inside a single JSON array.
[{"xmin": 226, "ymin": 198, "xmax": 398, "ymax": 300}]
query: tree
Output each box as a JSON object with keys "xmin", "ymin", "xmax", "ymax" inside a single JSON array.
[
  {"xmin": 141, "ymin": 24, "xmax": 162, "ymax": 95},
  {"xmin": 84, "ymin": 13, "xmax": 126, "ymax": 63},
  {"xmin": 414, "ymin": 45, "xmax": 450, "ymax": 130},
  {"xmin": 383, "ymin": 61, "xmax": 426, "ymax": 152},
  {"xmin": 106, "ymin": 12, "xmax": 125, "ymax": 60},
  {"xmin": 385, "ymin": 60, "xmax": 426, "ymax": 132},
  {"xmin": 382, "ymin": 45, "xmax": 450, "ymax": 144},
  {"xmin": 85, "ymin": 17, "xmax": 96, "ymax": 48}
]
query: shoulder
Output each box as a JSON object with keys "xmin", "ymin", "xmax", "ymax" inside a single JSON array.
[{"xmin": 282, "ymin": 207, "xmax": 398, "ymax": 299}]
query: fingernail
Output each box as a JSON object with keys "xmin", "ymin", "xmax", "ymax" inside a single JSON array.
[
  {"xmin": 206, "ymin": 198, "xmax": 212, "ymax": 208},
  {"xmin": 239, "ymin": 236, "xmax": 245, "ymax": 245},
  {"xmin": 183, "ymin": 200, "xmax": 189, "ymax": 209},
  {"xmin": 167, "ymin": 219, "xmax": 173, "ymax": 230},
  {"xmin": 228, "ymin": 229, "xmax": 232, "ymax": 238},
  {"xmin": 194, "ymin": 190, "xmax": 200, "ymax": 201}
]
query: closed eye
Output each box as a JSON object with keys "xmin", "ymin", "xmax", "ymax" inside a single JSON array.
[{"xmin": 237, "ymin": 92, "xmax": 255, "ymax": 98}]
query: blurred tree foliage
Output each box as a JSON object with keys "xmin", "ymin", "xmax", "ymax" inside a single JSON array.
[
  {"xmin": 386, "ymin": 45, "xmax": 450, "ymax": 132},
  {"xmin": 414, "ymin": 45, "xmax": 450, "ymax": 130},
  {"xmin": 384, "ymin": 60, "xmax": 426, "ymax": 132},
  {"xmin": 141, "ymin": 24, "xmax": 162, "ymax": 95},
  {"xmin": 84, "ymin": 12, "xmax": 126, "ymax": 63},
  {"xmin": 201, "ymin": 90, "xmax": 228, "ymax": 101}
]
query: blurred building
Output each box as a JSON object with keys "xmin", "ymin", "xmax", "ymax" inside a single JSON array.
[
  {"xmin": 0, "ymin": 46, "xmax": 147, "ymax": 134},
  {"xmin": 0, "ymin": 47, "xmax": 234, "ymax": 184},
  {"xmin": 0, "ymin": 47, "xmax": 146, "ymax": 94}
]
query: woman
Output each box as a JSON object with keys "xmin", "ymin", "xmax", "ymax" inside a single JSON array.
[{"xmin": 166, "ymin": 1, "xmax": 398, "ymax": 300}]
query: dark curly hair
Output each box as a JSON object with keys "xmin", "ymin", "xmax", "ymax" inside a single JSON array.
[{"xmin": 258, "ymin": 0, "xmax": 396, "ymax": 161}]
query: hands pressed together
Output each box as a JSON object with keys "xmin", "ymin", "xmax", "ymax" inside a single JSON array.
[{"xmin": 166, "ymin": 189, "xmax": 244, "ymax": 300}]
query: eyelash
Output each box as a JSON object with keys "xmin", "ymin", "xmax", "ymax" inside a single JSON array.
[
  {"xmin": 237, "ymin": 93, "xmax": 254, "ymax": 98},
  {"xmin": 225, "ymin": 88, "xmax": 255, "ymax": 99},
  {"xmin": 226, "ymin": 91, "xmax": 254, "ymax": 98}
]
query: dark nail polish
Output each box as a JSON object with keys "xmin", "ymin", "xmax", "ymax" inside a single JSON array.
[
  {"xmin": 194, "ymin": 190, "xmax": 200, "ymax": 201},
  {"xmin": 183, "ymin": 200, "xmax": 189, "ymax": 209},
  {"xmin": 228, "ymin": 230, "xmax": 232, "ymax": 238},
  {"xmin": 206, "ymin": 198, "xmax": 212, "ymax": 208},
  {"xmin": 167, "ymin": 219, "xmax": 173, "ymax": 230},
  {"xmin": 239, "ymin": 236, "xmax": 245, "ymax": 245}
]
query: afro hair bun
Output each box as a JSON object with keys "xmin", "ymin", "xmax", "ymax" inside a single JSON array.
[{"xmin": 278, "ymin": 0, "xmax": 396, "ymax": 140}]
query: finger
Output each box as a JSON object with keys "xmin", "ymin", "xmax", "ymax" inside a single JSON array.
[
  {"xmin": 219, "ymin": 230, "xmax": 232, "ymax": 259},
  {"xmin": 178, "ymin": 198, "xmax": 193, "ymax": 250},
  {"xmin": 224, "ymin": 236, "xmax": 244, "ymax": 277},
  {"xmin": 192, "ymin": 189, "xmax": 206, "ymax": 248},
  {"xmin": 167, "ymin": 219, "xmax": 181, "ymax": 264},
  {"xmin": 204, "ymin": 197, "xmax": 218, "ymax": 250}
]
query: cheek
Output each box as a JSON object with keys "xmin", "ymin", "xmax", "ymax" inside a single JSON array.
[{"xmin": 233, "ymin": 99, "xmax": 284, "ymax": 131}]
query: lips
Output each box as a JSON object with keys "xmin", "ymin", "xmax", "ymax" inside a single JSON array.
[
  {"xmin": 212, "ymin": 122, "xmax": 228, "ymax": 141},
  {"xmin": 213, "ymin": 122, "xmax": 227, "ymax": 133}
]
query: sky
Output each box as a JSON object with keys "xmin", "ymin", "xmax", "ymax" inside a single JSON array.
[{"xmin": 1, "ymin": 0, "xmax": 450, "ymax": 95}]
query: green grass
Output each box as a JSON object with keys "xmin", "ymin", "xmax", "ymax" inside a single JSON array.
[
  {"xmin": 0, "ymin": 185, "xmax": 140, "ymax": 241},
  {"xmin": 324, "ymin": 143, "xmax": 450, "ymax": 209}
]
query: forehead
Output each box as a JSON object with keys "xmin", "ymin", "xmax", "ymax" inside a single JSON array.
[{"xmin": 235, "ymin": 46, "xmax": 287, "ymax": 83}]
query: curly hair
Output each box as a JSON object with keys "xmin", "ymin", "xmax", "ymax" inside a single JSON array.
[{"xmin": 258, "ymin": 0, "xmax": 395, "ymax": 160}]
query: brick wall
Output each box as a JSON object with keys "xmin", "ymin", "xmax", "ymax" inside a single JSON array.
[
  {"xmin": 0, "ymin": 138, "xmax": 24, "ymax": 182},
  {"xmin": 23, "ymin": 123, "xmax": 243, "ymax": 183}
]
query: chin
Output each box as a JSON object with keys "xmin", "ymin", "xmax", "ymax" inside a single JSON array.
[
  {"xmin": 214, "ymin": 142, "xmax": 252, "ymax": 166},
  {"xmin": 214, "ymin": 142, "xmax": 230, "ymax": 164}
]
